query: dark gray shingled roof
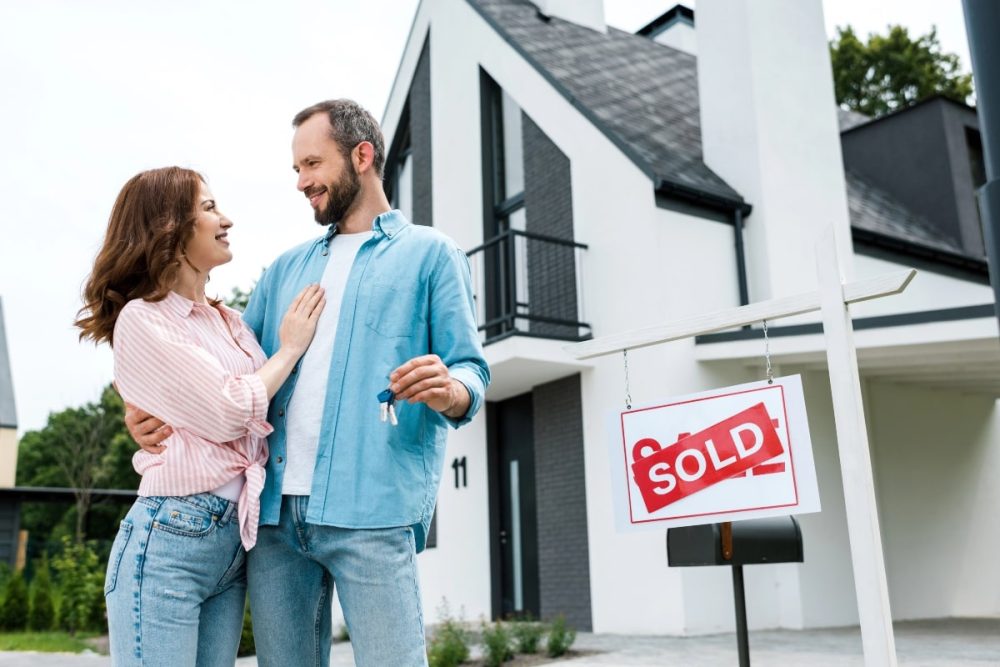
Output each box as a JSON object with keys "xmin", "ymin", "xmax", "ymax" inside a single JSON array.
[
  {"xmin": 845, "ymin": 170, "xmax": 967, "ymax": 256},
  {"xmin": 0, "ymin": 298, "xmax": 16, "ymax": 429},
  {"xmin": 468, "ymin": 0, "xmax": 745, "ymax": 205},
  {"xmin": 467, "ymin": 0, "xmax": 979, "ymax": 263}
]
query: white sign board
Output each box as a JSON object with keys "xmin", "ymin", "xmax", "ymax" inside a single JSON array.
[{"xmin": 609, "ymin": 375, "xmax": 820, "ymax": 531}]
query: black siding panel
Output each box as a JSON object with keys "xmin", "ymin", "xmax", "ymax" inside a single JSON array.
[{"xmin": 532, "ymin": 374, "xmax": 592, "ymax": 630}]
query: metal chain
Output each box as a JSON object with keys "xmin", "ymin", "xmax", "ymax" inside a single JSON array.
[
  {"xmin": 762, "ymin": 319, "xmax": 774, "ymax": 384},
  {"xmin": 623, "ymin": 349, "xmax": 632, "ymax": 409}
]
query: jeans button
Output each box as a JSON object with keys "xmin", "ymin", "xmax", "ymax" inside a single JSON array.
[{"xmin": 276, "ymin": 456, "xmax": 284, "ymax": 464}]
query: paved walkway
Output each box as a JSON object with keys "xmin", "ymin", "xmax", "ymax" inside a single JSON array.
[{"xmin": 0, "ymin": 618, "xmax": 996, "ymax": 666}]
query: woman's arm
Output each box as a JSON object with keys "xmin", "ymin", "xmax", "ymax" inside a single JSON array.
[{"xmin": 116, "ymin": 285, "xmax": 324, "ymax": 443}]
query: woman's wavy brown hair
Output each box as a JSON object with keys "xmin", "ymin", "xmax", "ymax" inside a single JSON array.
[{"xmin": 76, "ymin": 166, "xmax": 205, "ymax": 346}]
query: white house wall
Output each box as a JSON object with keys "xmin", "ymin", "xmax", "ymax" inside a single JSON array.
[
  {"xmin": 851, "ymin": 252, "xmax": 993, "ymax": 318},
  {"xmin": 867, "ymin": 379, "xmax": 1000, "ymax": 620}
]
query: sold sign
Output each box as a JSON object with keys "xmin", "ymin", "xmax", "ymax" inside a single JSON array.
[
  {"xmin": 611, "ymin": 376, "xmax": 820, "ymax": 531},
  {"xmin": 630, "ymin": 403, "xmax": 784, "ymax": 513}
]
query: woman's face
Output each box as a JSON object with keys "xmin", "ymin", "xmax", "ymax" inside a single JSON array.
[{"xmin": 184, "ymin": 181, "xmax": 233, "ymax": 272}]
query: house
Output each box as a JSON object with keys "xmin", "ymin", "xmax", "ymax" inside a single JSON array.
[
  {"xmin": 0, "ymin": 297, "xmax": 21, "ymax": 565},
  {"xmin": 366, "ymin": 0, "xmax": 1000, "ymax": 634}
]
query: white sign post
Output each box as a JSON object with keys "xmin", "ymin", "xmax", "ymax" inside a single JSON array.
[{"xmin": 566, "ymin": 227, "xmax": 910, "ymax": 667}]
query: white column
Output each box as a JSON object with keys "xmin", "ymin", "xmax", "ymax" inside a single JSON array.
[{"xmin": 697, "ymin": 0, "xmax": 854, "ymax": 301}]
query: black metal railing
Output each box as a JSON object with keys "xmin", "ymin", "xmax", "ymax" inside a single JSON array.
[{"xmin": 467, "ymin": 229, "xmax": 590, "ymax": 344}]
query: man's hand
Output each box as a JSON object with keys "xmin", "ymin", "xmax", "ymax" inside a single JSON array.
[
  {"xmin": 124, "ymin": 403, "xmax": 172, "ymax": 454},
  {"xmin": 390, "ymin": 355, "xmax": 470, "ymax": 420}
]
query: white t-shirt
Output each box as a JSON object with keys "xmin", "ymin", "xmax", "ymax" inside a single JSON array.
[{"xmin": 281, "ymin": 230, "xmax": 372, "ymax": 495}]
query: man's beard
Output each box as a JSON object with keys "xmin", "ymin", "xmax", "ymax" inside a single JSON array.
[{"xmin": 312, "ymin": 163, "xmax": 362, "ymax": 226}]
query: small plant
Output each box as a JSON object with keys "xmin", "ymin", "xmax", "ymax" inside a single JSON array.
[
  {"xmin": 427, "ymin": 599, "xmax": 470, "ymax": 667},
  {"xmin": 51, "ymin": 537, "xmax": 104, "ymax": 634},
  {"xmin": 510, "ymin": 614, "xmax": 544, "ymax": 654},
  {"xmin": 481, "ymin": 620, "xmax": 513, "ymax": 667},
  {"xmin": 545, "ymin": 614, "xmax": 576, "ymax": 658},
  {"xmin": 336, "ymin": 623, "xmax": 350, "ymax": 642},
  {"xmin": 0, "ymin": 570, "xmax": 28, "ymax": 631},
  {"xmin": 28, "ymin": 556, "xmax": 55, "ymax": 631}
]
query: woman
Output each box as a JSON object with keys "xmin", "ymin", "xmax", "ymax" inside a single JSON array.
[{"xmin": 76, "ymin": 166, "xmax": 325, "ymax": 666}]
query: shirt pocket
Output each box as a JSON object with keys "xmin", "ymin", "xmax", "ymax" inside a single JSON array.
[{"xmin": 365, "ymin": 280, "xmax": 418, "ymax": 339}]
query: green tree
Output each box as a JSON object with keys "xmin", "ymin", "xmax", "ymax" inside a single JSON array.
[
  {"xmin": 27, "ymin": 555, "xmax": 55, "ymax": 631},
  {"xmin": 830, "ymin": 24, "xmax": 974, "ymax": 117},
  {"xmin": 16, "ymin": 384, "xmax": 132, "ymax": 544},
  {"xmin": 0, "ymin": 570, "xmax": 28, "ymax": 631}
]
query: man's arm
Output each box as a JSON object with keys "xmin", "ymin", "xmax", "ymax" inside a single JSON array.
[
  {"xmin": 124, "ymin": 403, "xmax": 171, "ymax": 453},
  {"xmin": 391, "ymin": 242, "xmax": 489, "ymax": 424}
]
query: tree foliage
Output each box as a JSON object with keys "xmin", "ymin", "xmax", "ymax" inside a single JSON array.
[
  {"xmin": 51, "ymin": 537, "xmax": 105, "ymax": 635},
  {"xmin": 830, "ymin": 24, "xmax": 974, "ymax": 117},
  {"xmin": 16, "ymin": 384, "xmax": 134, "ymax": 546},
  {"xmin": 224, "ymin": 271, "xmax": 263, "ymax": 312},
  {"xmin": 27, "ymin": 555, "xmax": 55, "ymax": 631},
  {"xmin": 0, "ymin": 570, "xmax": 28, "ymax": 631}
]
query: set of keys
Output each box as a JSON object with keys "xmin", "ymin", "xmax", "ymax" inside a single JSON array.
[{"xmin": 377, "ymin": 388, "xmax": 399, "ymax": 426}]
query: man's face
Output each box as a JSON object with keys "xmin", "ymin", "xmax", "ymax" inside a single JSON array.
[{"xmin": 292, "ymin": 113, "xmax": 361, "ymax": 226}]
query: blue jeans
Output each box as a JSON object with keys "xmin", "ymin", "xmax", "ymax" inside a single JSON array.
[
  {"xmin": 105, "ymin": 494, "xmax": 247, "ymax": 666},
  {"xmin": 246, "ymin": 496, "xmax": 427, "ymax": 667}
]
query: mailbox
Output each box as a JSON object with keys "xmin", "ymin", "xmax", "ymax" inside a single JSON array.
[
  {"xmin": 667, "ymin": 516, "xmax": 802, "ymax": 567},
  {"xmin": 667, "ymin": 517, "xmax": 804, "ymax": 667}
]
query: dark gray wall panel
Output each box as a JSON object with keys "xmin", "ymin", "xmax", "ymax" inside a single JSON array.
[
  {"xmin": 522, "ymin": 114, "xmax": 578, "ymax": 338},
  {"xmin": 411, "ymin": 36, "xmax": 434, "ymax": 227},
  {"xmin": 532, "ymin": 374, "xmax": 592, "ymax": 630}
]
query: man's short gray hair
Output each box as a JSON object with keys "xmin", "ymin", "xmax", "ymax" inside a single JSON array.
[{"xmin": 292, "ymin": 99, "xmax": 386, "ymax": 178}]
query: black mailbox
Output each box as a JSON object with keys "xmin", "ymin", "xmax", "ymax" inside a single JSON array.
[
  {"xmin": 667, "ymin": 516, "xmax": 803, "ymax": 567},
  {"xmin": 667, "ymin": 517, "xmax": 804, "ymax": 667}
]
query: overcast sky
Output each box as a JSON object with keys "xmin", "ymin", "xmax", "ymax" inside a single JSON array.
[{"xmin": 0, "ymin": 0, "xmax": 973, "ymax": 436}]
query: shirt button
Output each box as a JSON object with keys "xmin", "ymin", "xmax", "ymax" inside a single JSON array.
[
  {"xmin": 275, "ymin": 456, "xmax": 284, "ymax": 464},
  {"xmin": 291, "ymin": 366, "xmax": 298, "ymax": 374},
  {"xmin": 278, "ymin": 409, "xmax": 285, "ymax": 417}
]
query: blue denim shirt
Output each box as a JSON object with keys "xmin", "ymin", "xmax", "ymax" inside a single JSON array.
[{"xmin": 242, "ymin": 210, "xmax": 490, "ymax": 551}]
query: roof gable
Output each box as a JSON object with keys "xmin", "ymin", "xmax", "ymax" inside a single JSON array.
[{"xmin": 468, "ymin": 0, "xmax": 744, "ymax": 207}]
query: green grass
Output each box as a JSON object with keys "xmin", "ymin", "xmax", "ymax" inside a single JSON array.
[{"xmin": 0, "ymin": 631, "xmax": 98, "ymax": 653}]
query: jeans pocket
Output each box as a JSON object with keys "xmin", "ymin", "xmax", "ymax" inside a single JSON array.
[
  {"xmin": 153, "ymin": 499, "xmax": 219, "ymax": 538},
  {"xmin": 105, "ymin": 521, "xmax": 133, "ymax": 595}
]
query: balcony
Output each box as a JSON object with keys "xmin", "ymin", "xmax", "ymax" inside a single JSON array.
[
  {"xmin": 467, "ymin": 229, "xmax": 592, "ymax": 400},
  {"xmin": 467, "ymin": 229, "xmax": 591, "ymax": 345}
]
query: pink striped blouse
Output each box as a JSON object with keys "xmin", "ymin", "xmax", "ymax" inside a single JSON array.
[{"xmin": 113, "ymin": 290, "xmax": 272, "ymax": 549}]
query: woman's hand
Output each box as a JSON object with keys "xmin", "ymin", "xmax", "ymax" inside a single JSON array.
[{"xmin": 278, "ymin": 284, "xmax": 326, "ymax": 357}]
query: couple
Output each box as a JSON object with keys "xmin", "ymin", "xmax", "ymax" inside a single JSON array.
[{"xmin": 75, "ymin": 99, "xmax": 490, "ymax": 666}]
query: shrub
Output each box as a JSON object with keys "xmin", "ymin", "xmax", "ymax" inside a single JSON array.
[
  {"xmin": 510, "ymin": 615, "xmax": 544, "ymax": 654},
  {"xmin": 51, "ymin": 537, "xmax": 104, "ymax": 634},
  {"xmin": 336, "ymin": 624, "xmax": 350, "ymax": 642},
  {"xmin": 481, "ymin": 620, "xmax": 513, "ymax": 667},
  {"xmin": 545, "ymin": 614, "xmax": 576, "ymax": 658},
  {"xmin": 27, "ymin": 556, "xmax": 55, "ymax": 631},
  {"xmin": 0, "ymin": 570, "xmax": 28, "ymax": 630},
  {"xmin": 427, "ymin": 600, "xmax": 469, "ymax": 667}
]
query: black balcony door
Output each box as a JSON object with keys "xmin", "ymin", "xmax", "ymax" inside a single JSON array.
[{"xmin": 488, "ymin": 393, "xmax": 540, "ymax": 619}]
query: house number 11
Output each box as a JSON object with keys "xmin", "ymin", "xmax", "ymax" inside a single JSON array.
[{"xmin": 452, "ymin": 456, "xmax": 468, "ymax": 489}]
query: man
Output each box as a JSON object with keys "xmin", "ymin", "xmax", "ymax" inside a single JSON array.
[{"xmin": 126, "ymin": 99, "xmax": 490, "ymax": 666}]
